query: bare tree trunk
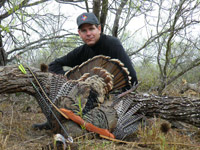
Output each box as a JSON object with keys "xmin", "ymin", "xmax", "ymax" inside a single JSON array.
[
  {"xmin": 112, "ymin": 0, "xmax": 128, "ymax": 37},
  {"xmin": 100, "ymin": 0, "xmax": 108, "ymax": 33},
  {"xmin": 0, "ymin": 65, "xmax": 200, "ymax": 128},
  {"xmin": 93, "ymin": 0, "xmax": 101, "ymax": 20},
  {"xmin": 0, "ymin": 31, "xmax": 7, "ymax": 66},
  {"xmin": 93, "ymin": 0, "xmax": 108, "ymax": 33}
]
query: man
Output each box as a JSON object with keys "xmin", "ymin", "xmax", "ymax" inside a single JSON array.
[
  {"xmin": 33, "ymin": 12, "xmax": 138, "ymax": 130},
  {"xmin": 48, "ymin": 12, "xmax": 138, "ymax": 86}
]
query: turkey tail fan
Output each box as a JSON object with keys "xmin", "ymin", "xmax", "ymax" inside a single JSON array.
[
  {"xmin": 65, "ymin": 65, "xmax": 82, "ymax": 80},
  {"xmin": 79, "ymin": 55, "xmax": 110, "ymax": 75},
  {"xmin": 106, "ymin": 59, "xmax": 131, "ymax": 91},
  {"xmin": 65, "ymin": 55, "xmax": 110, "ymax": 80},
  {"xmin": 65, "ymin": 55, "xmax": 132, "ymax": 91}
]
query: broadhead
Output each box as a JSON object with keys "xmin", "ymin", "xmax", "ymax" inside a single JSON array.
[{"xmin": 54, "ymin": 134, "xmax": 67, "ymax": 150}]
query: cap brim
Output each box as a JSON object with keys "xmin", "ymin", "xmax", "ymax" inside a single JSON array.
[{"xmin": 78, "ymin": 21, "xmax": 98, "ymax": 29}]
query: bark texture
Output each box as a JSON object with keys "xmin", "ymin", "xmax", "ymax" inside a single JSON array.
[
  {"xmin": 0, "ymin": 31, "xmax": 7, "ymax": 66},
  {"xmin": 0, "ymin": 65, "xmax": 50, "ymax": 95}
]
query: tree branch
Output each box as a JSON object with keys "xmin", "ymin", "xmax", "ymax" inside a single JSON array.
[
  {"xmin": 112, "ymin": 0, "xmax": 128, "ymax": 37},
  {"xmin": 0, "ymin": 0, "xmax": 49, "ymax": 21},
  {"xmin": 7, "ymin": 33, "xmax": 77, "ymax": 54}
]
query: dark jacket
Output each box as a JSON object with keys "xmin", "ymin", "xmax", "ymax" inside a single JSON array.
[{"xmin": 49, "ymin": 34, "xmax": 138, "ymax": 86}]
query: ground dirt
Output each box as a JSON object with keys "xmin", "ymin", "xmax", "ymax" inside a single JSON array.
[{"xmin": 0, "ymin": 93, "xmax": 200, "ymax": 150}]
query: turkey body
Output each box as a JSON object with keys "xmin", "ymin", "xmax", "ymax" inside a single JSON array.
[{"xmin": 34, "ymin": 55, "xmax": 144, "ymax": 140}]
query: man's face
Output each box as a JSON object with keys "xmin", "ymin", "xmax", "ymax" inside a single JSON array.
[{"xmin": 78, "ymin": 24, "xmax": 101, "ymax": 46}]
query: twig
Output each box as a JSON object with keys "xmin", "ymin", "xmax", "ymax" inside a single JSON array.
[
  {"xmin": 117, "ymin": 82, "xmax": 141, "ymax": 98},
  {"xmin": 111, "ymin": 82, "xmax": 141, "ymax": 107},
  {"xmin": 23, "ymin": 135, "xmax": 47, "ymax": 144}
]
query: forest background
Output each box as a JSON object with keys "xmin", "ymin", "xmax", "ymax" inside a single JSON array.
[{"xmin": 1, "ymin": 0, "xmax": 200, "ymax": 95}]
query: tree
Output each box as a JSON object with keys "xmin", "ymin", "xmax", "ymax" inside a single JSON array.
[
  {"xmin": 131, "ymin": 0, "xmax": 200, "ymax": 94},
  {"xmin": 0, "ymin": 0, "xmax": 151, "ymax": 66},
  {"xmin": 0, "ymin": 0, "xmax": 78, "ymax": 66},
  {"xmin": 1, "ymin": 0, "xmax": 200, "ymax": 96}
]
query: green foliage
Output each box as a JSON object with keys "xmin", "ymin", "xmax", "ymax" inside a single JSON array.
[
  {"xmin": 8, "ymin": 8, "xmax": 13, "ymax": 15},
  {"xmin": 14, "ymin": 4, "xmax": 20, "ymax": 12},
  {"xmin": 129, "ymin": 0, "xmax": 141, "ymax": 11},
  {"xmin": 181, "ymin": 66, "xmax": 200, "ymax": 83},
  {"xmin": 0, "ymin": 25, "xmax": 10, "ymax": 33},
  {"xmin": 170, "ymin": 57, "xmax": 176, "ymax": 65},
  {"xmin": 77, "ymin": 96, "xmax": 83, "ymax": 118},
  {"xmin": 15, "ymin": 92, "xmax": 22, "ymax": 97},
  {"xmin": 136, "ymin": 63, "xmax": 160, "ymax": 91},
  {"xmin": 74, "ymin": 96, "xmax": 86, "ymax": 130},
  {"xmin": 6, "ymin": 0, "xmax": 22, "ymax": 14}
]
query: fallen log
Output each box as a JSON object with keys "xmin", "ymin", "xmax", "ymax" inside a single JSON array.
[
  {"xmin": 0, "ymin": 65, "xmax": 200, "ymax": 128},
  {"xmin": 0, "ymin": 65, "xmax": 50, "ymax": 95}
]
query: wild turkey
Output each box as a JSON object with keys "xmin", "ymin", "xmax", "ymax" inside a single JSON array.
[{"xmin": 32, "ymin": 55, "xmax": 144, "ymax": 141}]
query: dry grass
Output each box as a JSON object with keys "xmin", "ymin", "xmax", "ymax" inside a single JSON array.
[
  {"xmin": 0, "ymin": 93, "xmax": 200, "ymax": 150},
  {"xmin": 137, "ymin": 118, "xmax": 200, "ymax": 150}
]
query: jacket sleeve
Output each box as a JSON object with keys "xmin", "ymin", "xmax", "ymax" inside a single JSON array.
[
  {"xmin": 48, "ymin": 55, "xmax": 67, "ymax": 74},
  {"xmin": 48, "ymin": 47, "xmax": 81, "ymax": 74}
]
